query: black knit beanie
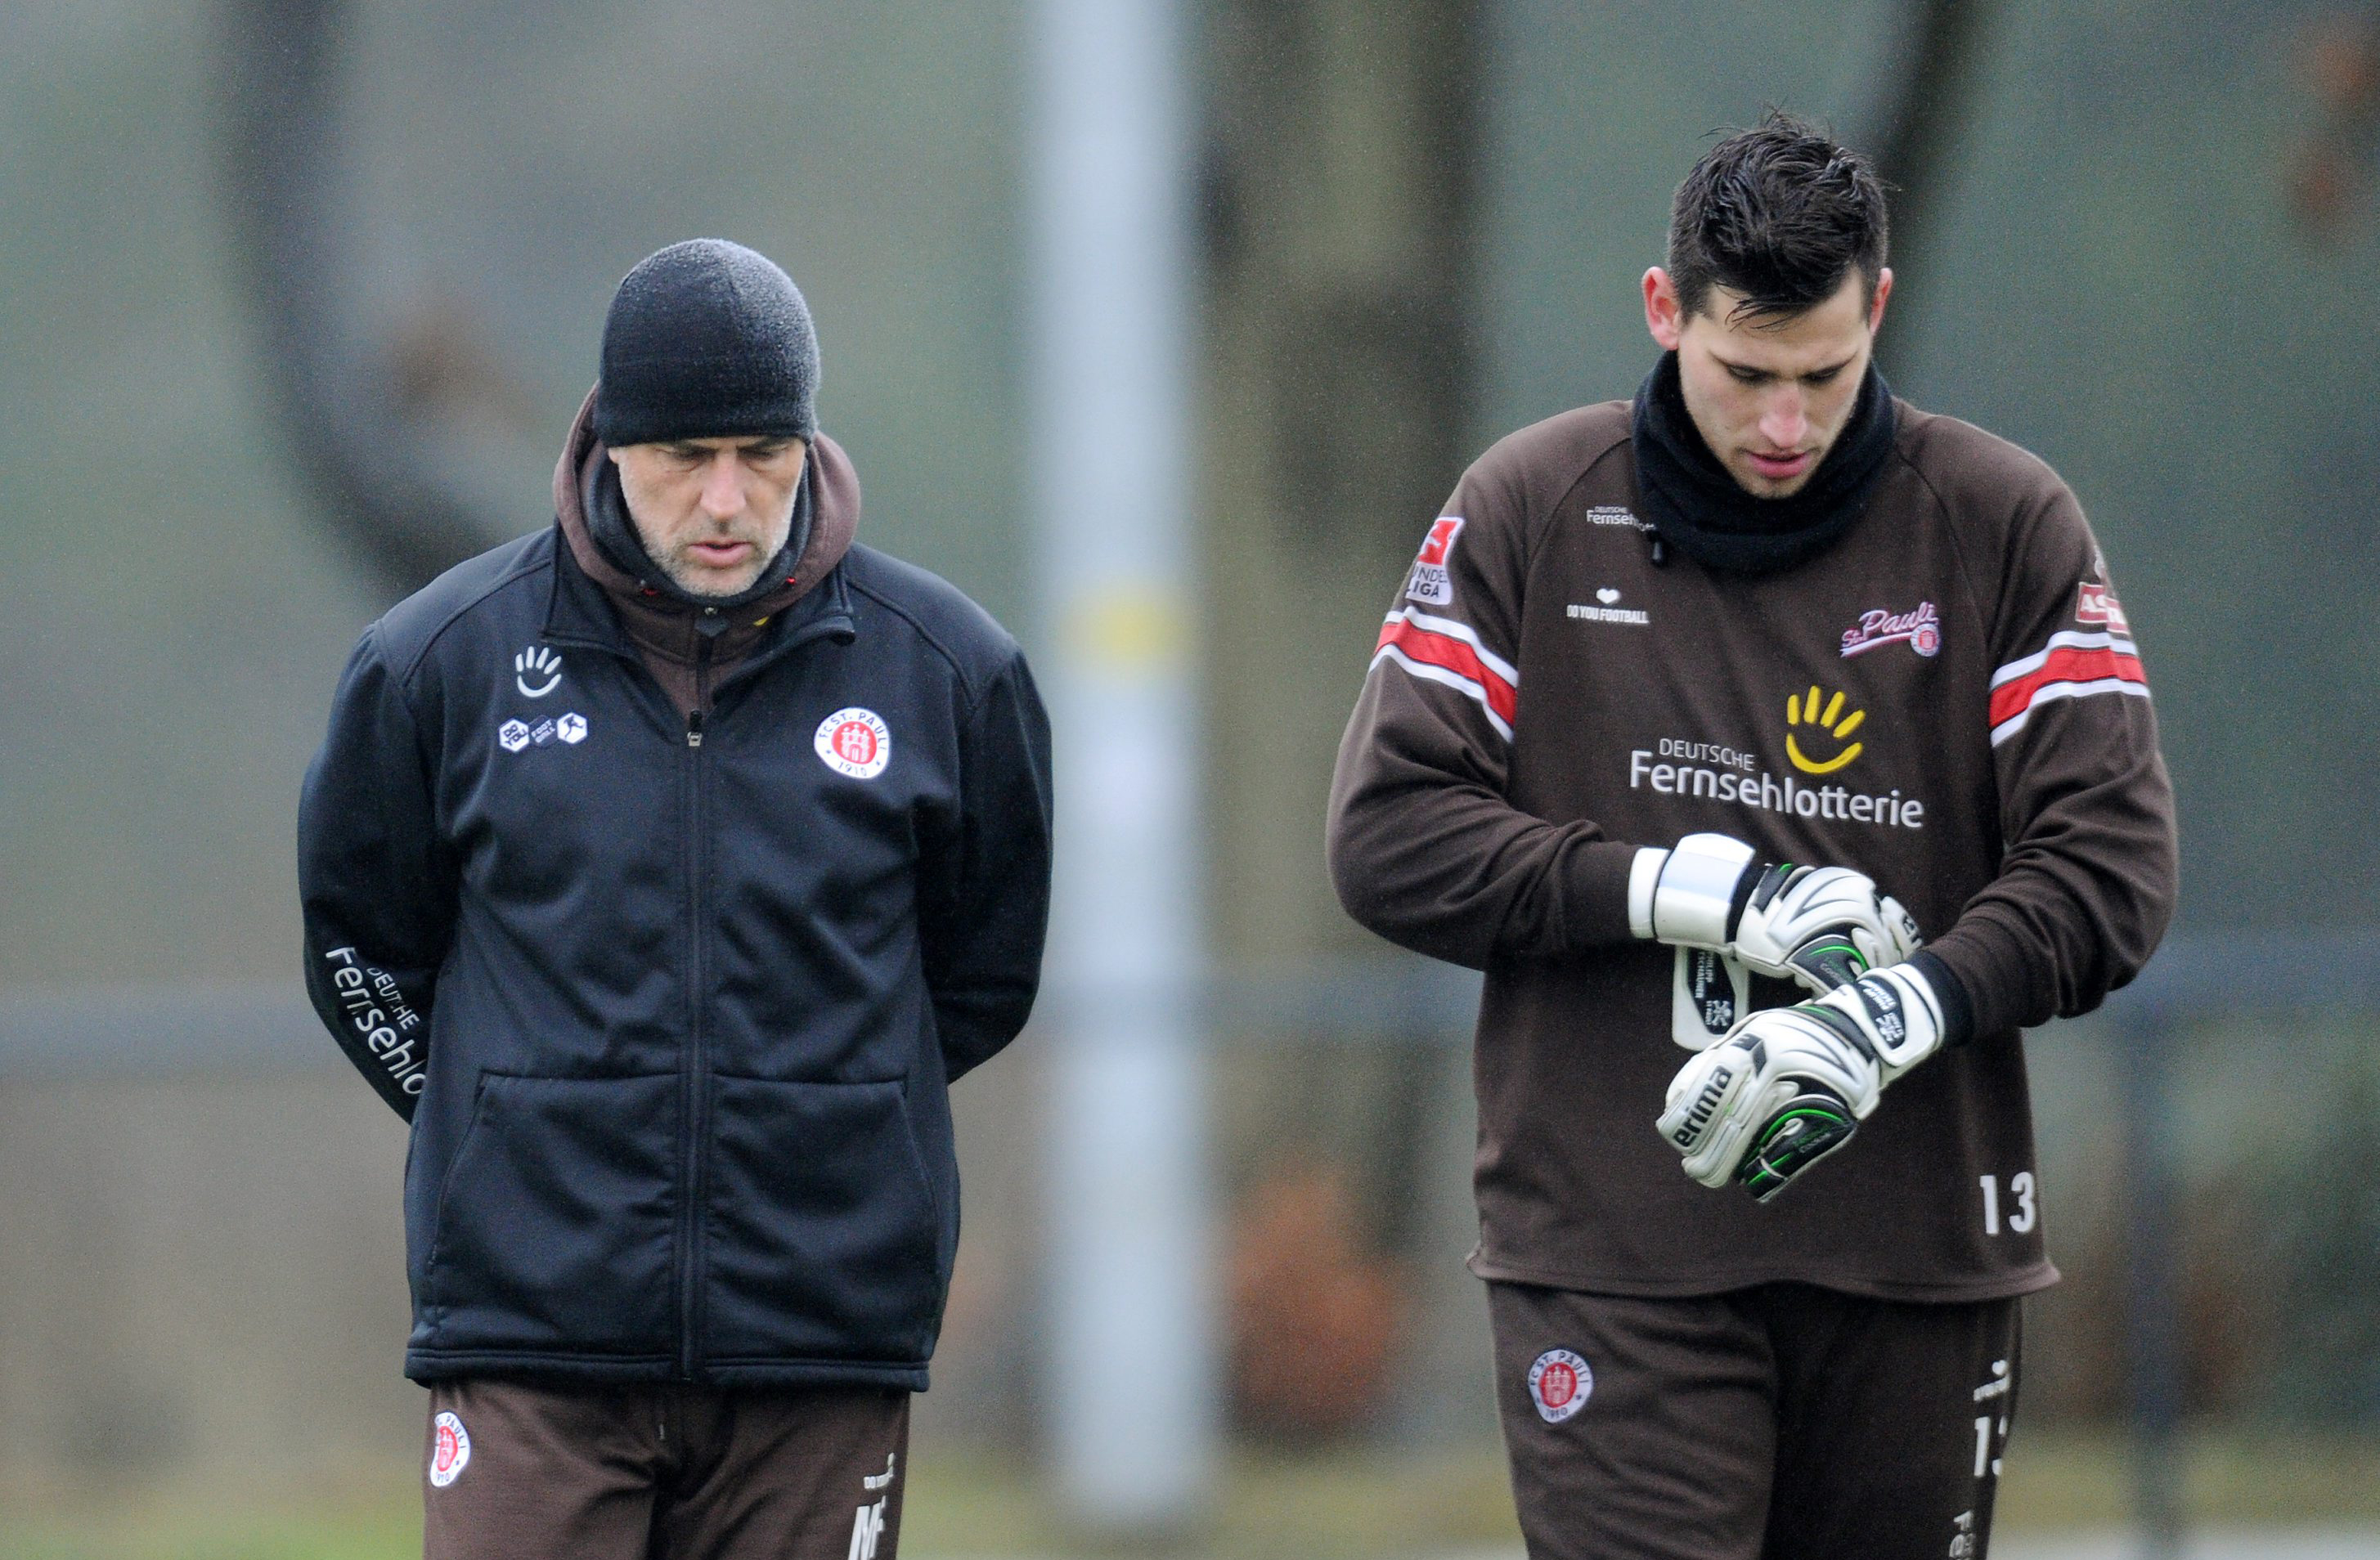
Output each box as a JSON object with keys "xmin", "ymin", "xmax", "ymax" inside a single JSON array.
[{"xmin": 592, "ymin": 239, "xmax": 820, "ymax": 446}]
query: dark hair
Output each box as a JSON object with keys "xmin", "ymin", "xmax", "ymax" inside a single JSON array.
[{"xmin": 1667, "ymin": 110, "xmax": 1888, "ymax": 325}]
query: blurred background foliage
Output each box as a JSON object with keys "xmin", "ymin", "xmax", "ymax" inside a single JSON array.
[{"xmin": 3, "ymin": 0, "xmax": 2380, "ymax": 1550}]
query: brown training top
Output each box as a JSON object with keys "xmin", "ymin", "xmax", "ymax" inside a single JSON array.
[{"xmin": 1326, "ymin": 397, "xmax": 2178, "ymax": 1300}]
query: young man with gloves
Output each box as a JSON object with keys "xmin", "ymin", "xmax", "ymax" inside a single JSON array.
[
  {"xmin": 1326, "ymin": 114, "xmax": 2175, "ymax": 1558},
  {"xmin": 300, "ymin": 239, "xmax": 1052, "ymax": 1560}
]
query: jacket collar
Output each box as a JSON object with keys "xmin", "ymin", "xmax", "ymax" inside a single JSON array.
[
  {"xmin": 541, "ymin": 385, "xmax": 861, "ymax": 662},
  {"xmin": 543, "ymin": 517, "xmax": 854, "ymax": 664}
]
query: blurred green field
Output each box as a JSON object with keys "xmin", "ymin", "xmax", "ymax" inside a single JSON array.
[{"xmin": 7, "ymin": 1431, "xmax": 2380, "ymax": 1559}]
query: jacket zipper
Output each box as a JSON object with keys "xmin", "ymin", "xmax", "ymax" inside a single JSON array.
[{"xmin": 677, "ymin": 639, "xmax": 714, "ymax": 1378}]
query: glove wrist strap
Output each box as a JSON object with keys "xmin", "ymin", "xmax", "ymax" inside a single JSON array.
[
  {"xmin": 1836, "ymin": 964, "xmax": 1947, "ymax": 1079},
  {"xmin": 1628, "ymin": 848, "xmax": 1667, "ymax": 939},
  {"xmin": 1649, "ymin": 832, "xmax": 1757, "ymax": 948},
  {"xmin": 1872, "ymin": 964, "xmax": 1946, "ymax": 1072}
]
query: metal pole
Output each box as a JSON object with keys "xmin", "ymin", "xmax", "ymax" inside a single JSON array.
[
  {"xmin": 2121, "ymin": 1006, "xmax": 2183, "ymax": 1560},
  {"xmin": 1028, "ymin": 0, "xmax": 1215, "ymax": 1533}
]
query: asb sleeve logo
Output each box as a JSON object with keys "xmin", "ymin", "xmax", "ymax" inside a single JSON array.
[
  {"xmin": 2075, "ymin": 581, "xmax": 2130, "ymax": 634},
  {"xmin": 1405, "ymin": 516, "xmax": 1464, "ymax": 606},
  {"xmin": 815, "ymin": 708, "xmax": 892, "ymax": 779}
]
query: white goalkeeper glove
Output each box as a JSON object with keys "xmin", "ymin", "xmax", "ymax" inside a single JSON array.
[
  {"xmin": 1630, "ymin": 832, "xmax": 1921, "ymax": 994},
  {"xmin": 1655, "ymin": 962, "xmax": 1950, "ymax": 1202}
]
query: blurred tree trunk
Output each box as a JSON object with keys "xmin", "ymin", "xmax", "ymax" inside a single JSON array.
[
  {"xmin": 221, "ymin": 0, "xmax": 512, "ymax": 599},
  {"xmin": 1198, "ymin": 0, "xmax": 1479, "ymax": 975},
  {"xmin": 1870, "ymin": 0, "xmax": 1999, "ymax": 303},
  {"xmin": 2289, "ymin": 8, "xmax": 2380, "ymax": 238},
  {"xmin": 1197, "ymin": 0, "xmax": 1483, "ymax": 1437}
]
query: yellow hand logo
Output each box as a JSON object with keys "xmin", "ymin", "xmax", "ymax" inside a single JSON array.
[{"xmin": 1785, "ymin": 686, "xmax": 1866, "ymax": 774}]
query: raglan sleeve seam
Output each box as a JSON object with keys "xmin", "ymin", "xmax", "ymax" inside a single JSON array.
[
  {"xmin": 1327, "ymin": 429, "xmax": 1643, "ymax": 967},
  {"xmin": 1921, "ymin": 463, "xmax": 2176, "ymax": 1035}
]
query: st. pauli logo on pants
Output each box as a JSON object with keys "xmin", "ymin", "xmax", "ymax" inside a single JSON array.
[
  {"xmin": 429, "ymin": 1410, "xmax": 471, "ymax": 1487},
  {"xmin": 1529, "ymin": 1348, "xmax": 1593, "ymax": 1423}
]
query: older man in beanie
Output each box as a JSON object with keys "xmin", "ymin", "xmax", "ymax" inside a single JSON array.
[{"xmin": 299, "ymin": 239, "xmax": 1053, "ymax": 1559}]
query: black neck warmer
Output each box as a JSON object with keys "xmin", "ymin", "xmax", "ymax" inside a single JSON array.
[
  {"xmin": 586, "ymin": 456, "xmax": 814, "ymax": 618},
  {"xmin": 1630, "ymin": 351, "xmax": 1897, "ymax": 576}
]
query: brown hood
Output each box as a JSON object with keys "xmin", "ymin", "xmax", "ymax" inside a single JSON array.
[{"xmin": 550, "ymin": 384, "xmax": 860, "ymax": 716}]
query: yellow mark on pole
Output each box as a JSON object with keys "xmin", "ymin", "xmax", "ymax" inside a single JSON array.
[{"xmin": 1067, "ymin": 590, "xmax": 1188, "ymax": 670}]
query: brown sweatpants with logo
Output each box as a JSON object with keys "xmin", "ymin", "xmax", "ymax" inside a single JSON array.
[
  {"xmin": 420, "ymin": 1378, "xmax": 909, "ymax": 1560},
  {"xmin": 1489, "ymin": 1281, "xmax": 2020, "ymax": 1560}
]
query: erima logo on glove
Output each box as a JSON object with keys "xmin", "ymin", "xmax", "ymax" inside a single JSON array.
[{"xmin": 1672, "ymin": 1064, "xmax": 1734, "ymax": 1146}]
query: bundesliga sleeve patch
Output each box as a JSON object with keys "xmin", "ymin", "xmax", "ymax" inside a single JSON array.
[
  {"xmin": 1528, "ymin": 1348, "xmax": 1592, "ymax": 1423},
  {"xmin": 1405, "ymin": 516, "xmax": 1464, "ymax": 605}
]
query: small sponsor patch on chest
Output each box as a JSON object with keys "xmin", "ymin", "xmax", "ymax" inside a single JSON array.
[
  {"xmin": 815, "ymin": 708, "xmax": 892, "ymax": 778},
  {"xmin": 1567, "ymin": 586, "xmax": 1648, "ymax": 625},
  {"xmin": 514, "ymin": 645, "xmax": 563, "ymax": 697},
  {"xmin": 1840, "ymin": 600, "xmax": 1941, "ymax": 658},
  {"xmin": 498, "ymin": 712, "xmax": 589, "ymax": 752}
]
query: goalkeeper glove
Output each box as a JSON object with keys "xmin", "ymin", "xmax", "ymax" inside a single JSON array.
[
  {"xmin": 1655, "ymin": 962, "xmax": 1950, "ymax": 1202},
  {"xmin": 1629, "ymin": 832, "xmax": 1921, "ymax": 995}
]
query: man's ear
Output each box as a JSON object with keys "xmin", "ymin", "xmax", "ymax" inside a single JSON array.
[
  {"xmin": 1644, "ymin": 267, "xmax": 1686, "ymax": 352},
  {"xmin": 606, "ymin": 446, "xmax": 625, "ymax": 466},
  {"xmin": 1868, "ymin": 267, "xmax": 1894, "ymax": 333}
]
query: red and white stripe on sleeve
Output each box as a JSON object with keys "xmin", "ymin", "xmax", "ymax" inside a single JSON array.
[
  {"xmin": 1987, "ymin": 629, "xmax": 2148, "ymax": 747},
  {"xmin": 1372, "ymin": 606, "xmax": 1520, "ymax": 740}
]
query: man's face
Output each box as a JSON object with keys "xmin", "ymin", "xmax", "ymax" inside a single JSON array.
[
  {"xmin": 1642, "ymin": 266, "xmax": 1892, "ymax": 499},
  {"xmin": 608, "ymin": 434, "xmax": 808, "ymax": 598}
]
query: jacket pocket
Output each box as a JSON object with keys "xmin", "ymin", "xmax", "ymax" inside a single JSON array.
[
  {"xmin": 701, "ymin": 1077, "xmax": 945, "ymax": 1362},
  {"xmin": 424, "ymin": 1073, "xmax": 679, "ymax": 1356}
]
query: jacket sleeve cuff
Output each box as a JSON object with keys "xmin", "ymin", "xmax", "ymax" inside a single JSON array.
[
  {"xmin": 1907, "ymin": 950, "xmax": 1976, "ymax": 1048},
  {"xmin": 1912, "ymin": 920, "xmax": 2036, "ymax": 1040},
  {"xmin": 1563, "ymin": 839, "xmax": 1647, "ymax": 950}
]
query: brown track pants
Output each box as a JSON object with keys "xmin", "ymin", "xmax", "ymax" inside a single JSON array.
[
  {"xmin": 420, "ymin": 1378, "xmax": 909, "ymax": 1560},
  {"xmin": 1489, "ymin": 1280, "xmax": 2021, "ymax": 1560}
]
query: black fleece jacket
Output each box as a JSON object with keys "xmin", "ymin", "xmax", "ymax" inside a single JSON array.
[{"xmin": 298, "ymin": 467, "xmax": 1052, "ymax": 1390}]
